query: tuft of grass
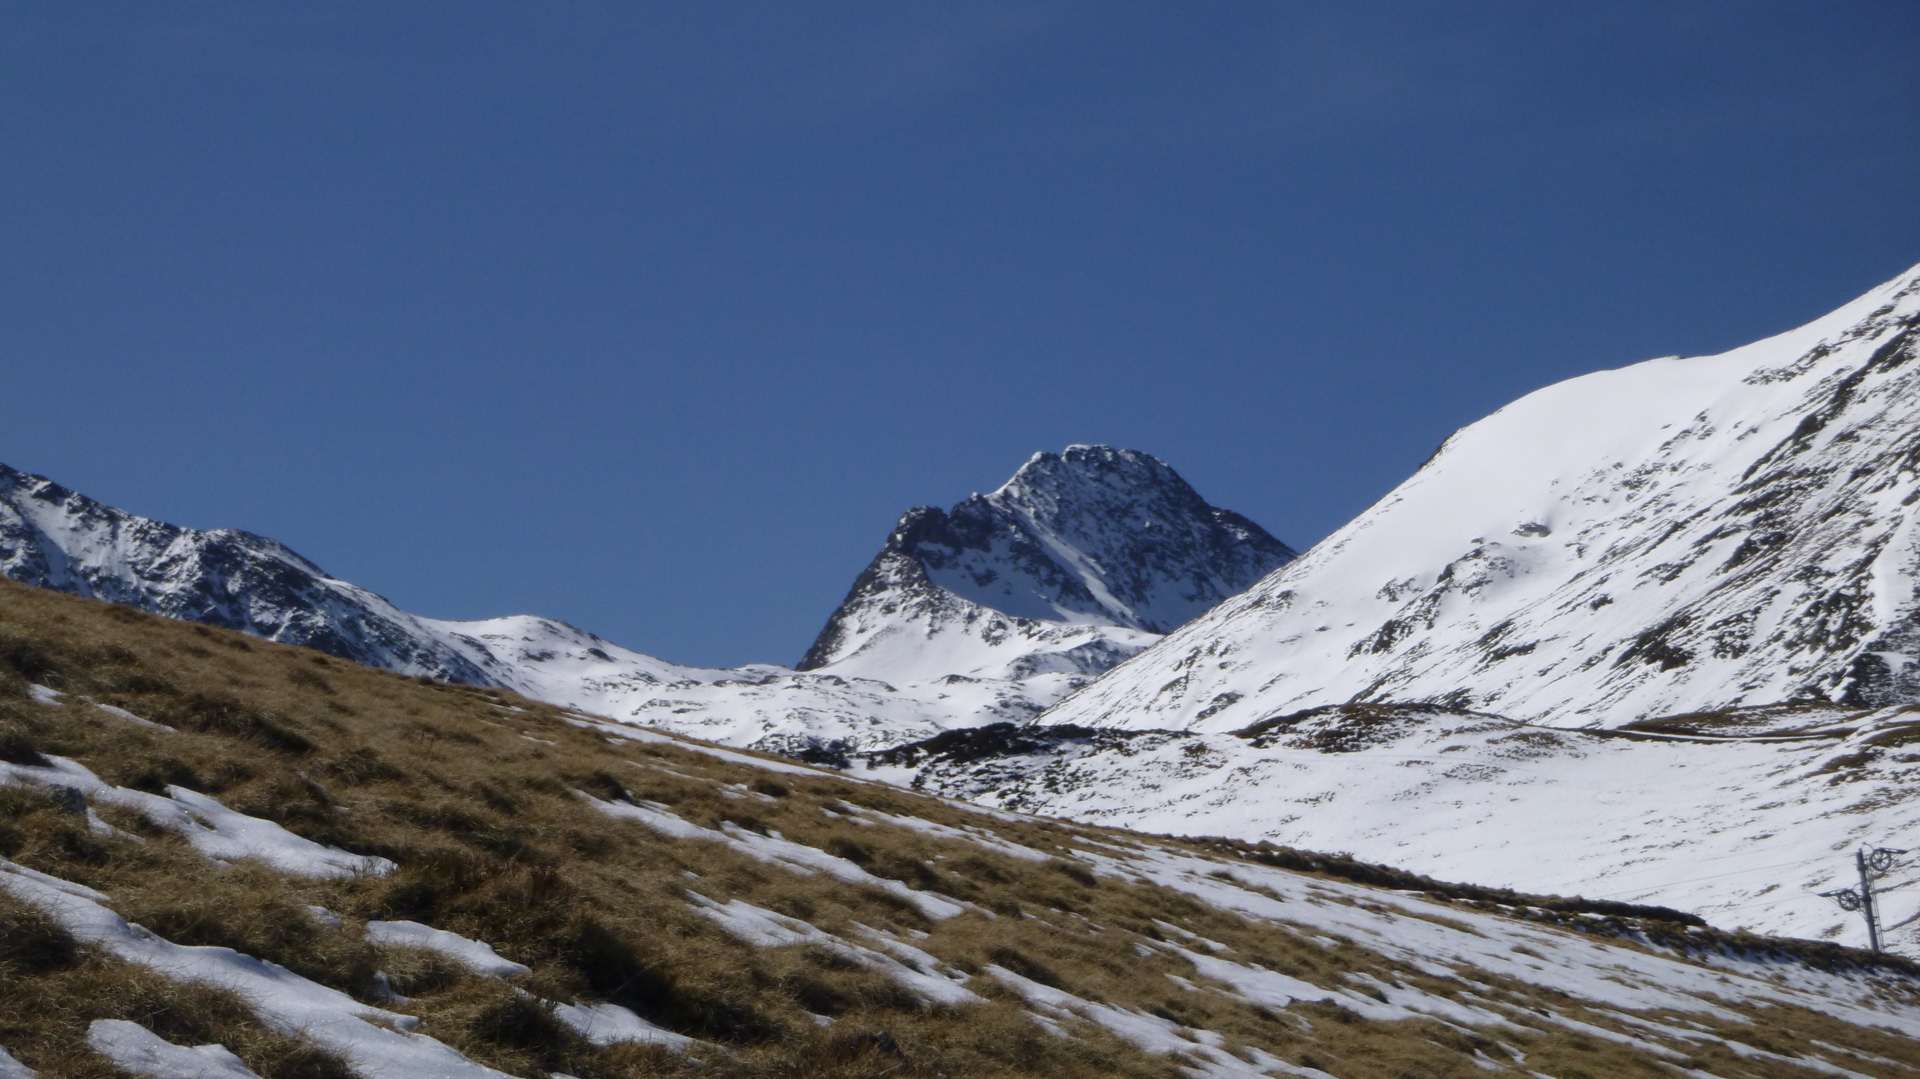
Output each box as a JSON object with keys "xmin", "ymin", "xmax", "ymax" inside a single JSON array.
[
  {"xmin": 1049, "ymin": 858, "xmax": 1099, "ymax": 888},
  {"xmin": 158, "ymin": 691, "xmax": 314, "ymax": 754},
  {"xmin": 375, "ymin": 845, "xmax": 497, "ymax": 922},
  {"xmin": 0, "ymin": 624, "xmax": 58, "ymax": 684},
  {"xmin": 0, "ymin": 892, "xmax": 80, "ymax": 974},
  {"xmin": 285, "ymin": 665, "xmax": 336, "ymax": 695},
  {"xmin": 552, "ymin": 915, "xmax": 783, "ymax": 1043},
  {"xmin": 987, "ymin": 946, "xmax": 1065, "ymax": 990},
  {"xmin": 470, "ymin": 991, "xmax": 581, "ymax": 1059},
  {"xmin": 111, "ymin": 754, "xmax": 205, "ymax": 794},
  {"xmin": 0, "ymin": 718, "xmax": 49, "ymax": 766}
]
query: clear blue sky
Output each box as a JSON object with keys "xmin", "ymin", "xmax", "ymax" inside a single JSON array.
[{"xmin": 3, "ymin": 2, "xmax": 1916, "ymax": 666}]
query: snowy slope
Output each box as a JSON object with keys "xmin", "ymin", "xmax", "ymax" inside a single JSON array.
[
  {"xmin": 1043, "ymin": 262, "xmax": 1920, "ymax": 733},
  {"xmin": 414, "ymin": 613, "xmax": 1081, "ymax": 752},
  {"xmin": 0, "ymin": 447, "xmax": 1291, "ymax": 751},
  {"xmin": 419, "ymin": 447, "xmax": 1289, "ymax": 751},
  {"xmin": 869, "ymin": 701, "xmax": 1920, "ymax": 955}
]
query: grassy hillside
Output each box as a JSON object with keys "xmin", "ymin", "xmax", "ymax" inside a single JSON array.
[{"xmin": 1, "ymin": 578, "xmax": 1918, "ymax": 1078}]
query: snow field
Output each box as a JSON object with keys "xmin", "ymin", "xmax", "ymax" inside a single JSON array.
[{"xmin": 876, "ymin": 705, "xmax": 1920, "ymax": 952}]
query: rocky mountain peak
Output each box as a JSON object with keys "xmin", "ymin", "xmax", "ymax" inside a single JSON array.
[
  {"xmin": 992, "ymin": 444, "xmax": 1184, "ymax": 500},
  {"xmin": 797, "ymin": 446, "xmax": 1294, "ymax": 672},
  {"xmin": 0, "ymin": 463, "xmax": 490, "ymax": 685}
]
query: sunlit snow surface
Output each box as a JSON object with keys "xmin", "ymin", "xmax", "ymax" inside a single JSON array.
[
  {"xmin": 870, "ymin": 703, "xmax": 1920, "ymax": 954},
  {"xmin": 687, "ymin": 894, "xmax": 981, "ymax": 1006},
  {"xmin": 1045, "ymin": 264, "xmax": 1920, "ymax": 731},
  {"xmin": 0, "ymin": 755, "xmax": 393, "ymax": 879},
  {"xmin": 625, "ymin": 737, "xmax": 1920, "ymax": 1044},
  {"xmin": 602, "ymin": 735, "xmax": 1920, "ymax": 1073},
  {"xmin": 988, "ymin": 964, "xmax": 1331, "ymax": 1079},
  {"xmin": 416, "ymin": 608, "xmax": 1157, "ymax": 753},
  {"xmin": 545, "ymin": 998, "xmax": 696, "ymax": 1051},
  {"xmin": 364, "ymin": 921, "xmax": 530, "ymax": 978},
  {"xmin": 85, "ymin": 1021, "xmax": 258, "ymax": 1079}
]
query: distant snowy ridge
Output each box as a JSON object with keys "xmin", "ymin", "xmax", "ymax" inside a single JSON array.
[
  {"xmin": 1042, "ymin": 261, "xmax": 1920, "ymax": 733},
  {"xmin": 0, "ymin": 466, "xmax": 490, "ymax": 685},
  {"xmin": 0, "ymin": 447, "xmax": 1292, "ymax": 750}
]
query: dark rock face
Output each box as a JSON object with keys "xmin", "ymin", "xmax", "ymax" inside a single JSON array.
[
  {"xmin": 799, "ymin": 445, "xmax": 1295, "ymax": 671},
  {"xmin": 0, "ymin": 464, "xmax": 493, "ymax": 684}
]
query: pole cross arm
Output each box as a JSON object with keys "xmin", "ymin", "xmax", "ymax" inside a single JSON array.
[{"xmin": 1867, "ymin": 847, "xmax": 1908, "ymax": 874}]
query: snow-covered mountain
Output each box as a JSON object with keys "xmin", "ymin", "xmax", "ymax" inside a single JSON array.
[
  {"xmin": 0, "ymin": 447, "xmax": 1291, "ymax": 750},
  {"xmin": 860, "ymin": 263, "xmax": 1920, "ymax": 954},
  {"xmin": 0, "ymin": 466, "xmax": 492, "ymax": 685},
  {"xmin": 800, "ymin": 445, "xmax": 1294, "ymax": 681},
  {"xmin": 1042, "ymin": 261, "xmax": 1920, "ymax": 734}
]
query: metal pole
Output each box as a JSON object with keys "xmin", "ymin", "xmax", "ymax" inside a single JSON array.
[{"xmin": 1857, "ymin": 848, "xmax": 1883, "ymax": 954}]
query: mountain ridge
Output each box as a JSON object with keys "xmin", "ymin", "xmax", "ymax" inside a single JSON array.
[
  {"xmin": 0, "ymin": 445, "xmax": 1293, "ymax": 751},
  {"xmin": 0, "ymin": 463, "xmax": 493, "ymax": 686},
  {"xmin": 860, "ymin": 261, "xmax": 1920, "ymax": 956},
  {"xmin": 1038, "ymin": 261, "xmax": 1920, "ymax": 733}
]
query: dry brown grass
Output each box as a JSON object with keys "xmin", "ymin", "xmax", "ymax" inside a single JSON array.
[
  {"xmin": 0, "ymin": 577, "xmax": 1916, "ymax": 1077},
  {"xmin": 0, "ymin": 890, "xmax": 356, "ymax": 1078}
]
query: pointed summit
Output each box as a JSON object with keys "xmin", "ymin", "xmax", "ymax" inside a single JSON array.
[
  {"xmin": 992, "ymin": 445, "xmax": 1185, "ymax": 499},
  {"xmin": 798, "ymin": 446, "xmax": 1294, "ymax": 673}
]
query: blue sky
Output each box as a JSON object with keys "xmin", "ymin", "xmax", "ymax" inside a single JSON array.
[{"xmin": 4, "ymin": 2, "xmax": 1916, "ymax": 665}]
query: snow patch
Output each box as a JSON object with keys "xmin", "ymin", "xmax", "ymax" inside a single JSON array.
[
  {"xmin": 686, "ymin": 894, "xmax": 982, "ymax": 1006},
  {"xmin": 545, "ymin": 998, "xmax": 697, "ymax": 1051},
  {"xmin": 0, "ymin": 756, "xmax": 392, "ymax": 879},
  {"xmin": 580, "ymin": 792, "xmax": 968, "ymax": 920},
  {"xmin": 85, "ymin": 1020, "xmax": 258, "ymax": 1079},
  {"xmin": 0, "ymin": 861, "xmax": 509, "ymax": 1077},
  {"xmin": 364, "ymin": 921, "xmax": 530, "ymax": 978}
]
